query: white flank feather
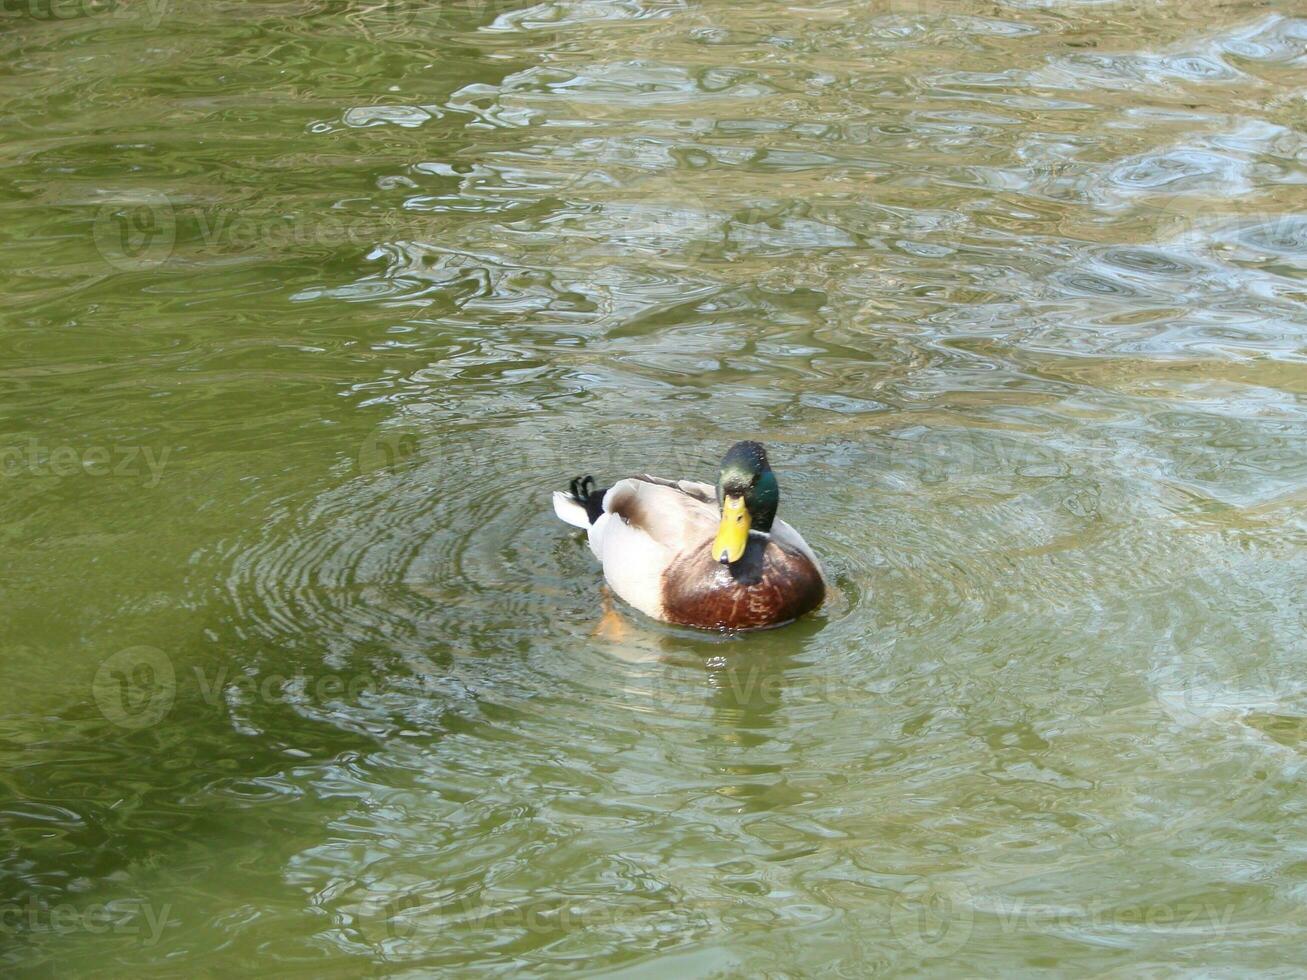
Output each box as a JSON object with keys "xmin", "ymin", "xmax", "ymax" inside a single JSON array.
[{"xmin": 588, "ymin": 512, "xmax": 669, "ymax": 620}]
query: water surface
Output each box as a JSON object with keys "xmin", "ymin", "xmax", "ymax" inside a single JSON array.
[{"xmin": 2, "ymin": 0, "xmax": 1306, "ymax": 973}]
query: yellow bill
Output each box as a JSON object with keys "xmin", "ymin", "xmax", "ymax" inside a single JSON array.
[{"xmin": 712, "ymin": 493, "xmax": 750, "ymax": 564}]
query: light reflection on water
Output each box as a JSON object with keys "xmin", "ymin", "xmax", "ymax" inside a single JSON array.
[{"xmin": 1, "ymin": 0, "xmax": 1305, "ymax": 973}]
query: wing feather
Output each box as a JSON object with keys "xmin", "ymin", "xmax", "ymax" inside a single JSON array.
[
  {"xmin": 638, "ymin": 474, "xmax": 717, "ymax": 504},
  {"xmin": 603, "ymin": 479, "xmax": 716, "ymax": 551}
]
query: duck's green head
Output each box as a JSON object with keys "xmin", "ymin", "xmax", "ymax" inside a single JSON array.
[{"xmin": 712, "ymin": 441, "xmax": 779, "ymax": 564}]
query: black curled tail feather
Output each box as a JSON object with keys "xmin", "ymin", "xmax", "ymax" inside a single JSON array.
[{"xmin": 568, "ymin": 475, "xmax": 608, "ymax": 524}]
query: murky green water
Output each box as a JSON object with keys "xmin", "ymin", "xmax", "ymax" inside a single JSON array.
[{"xmin": 2, "ymin": 0, "xmax": 1306, "ymax": 973}]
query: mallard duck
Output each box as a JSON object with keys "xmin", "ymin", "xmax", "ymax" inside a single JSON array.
[{"xmin": 552, "ymin": 441, "xmax": 825, "ymax": 630}]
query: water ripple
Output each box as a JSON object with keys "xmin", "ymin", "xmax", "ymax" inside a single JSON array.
[{"xmin": 5, "ymin": 0, "xmax": 1307, "ymax": 972}]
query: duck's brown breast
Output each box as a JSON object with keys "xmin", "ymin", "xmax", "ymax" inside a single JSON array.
[{"xmin": 661, "ymin": 538, "xmax": 825, "ymax": 630}]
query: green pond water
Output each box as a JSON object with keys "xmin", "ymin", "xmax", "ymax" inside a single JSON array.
[{"xmin": 3, "ymin": 0, "xmax": 1306, "ymax": 973}]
